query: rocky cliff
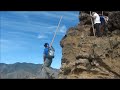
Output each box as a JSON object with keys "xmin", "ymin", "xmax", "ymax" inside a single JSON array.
[{"xmin": 58, "ymin": 11, "xmax": 120, "ymax": 79}]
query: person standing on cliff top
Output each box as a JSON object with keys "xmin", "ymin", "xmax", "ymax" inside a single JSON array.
[
  {"xmin": 103, "ymin": 15, "xmax": 109, "ymax": 36},
  {"xmin": 99, "ymin": 13, "xmax": 109, "ymax": 36},
  {"xmin": 99, "ymin": 13, "xmax": 106, "ymax": 35},
  {"xmin": 90, "ymin": 12, "xmax": 101, "ymax": 37}
]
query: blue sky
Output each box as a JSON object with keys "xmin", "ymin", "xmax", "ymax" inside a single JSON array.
[{"xmin": 0, "ymin": 11, "xmax": 79, "ymax": 69}]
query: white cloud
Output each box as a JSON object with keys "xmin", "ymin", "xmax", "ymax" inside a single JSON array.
[
  {"xmin": 1, "ymin": 11, "xmax": 79, "ymax": 36},
  {"xmin": 39, "ymin": 11, "xmax": 79, "ymax": 21},
  {"xmin": 1, "ymin": 16, "xmax": 61, "ymax": 36},
  {"xmin": 59, "ymin": 25, "xmax": 67, "ymax": 33},
  {"xmin": 0, "ymin": 39, "xmax": 26, "ymax": 53},
  {"xmin": 37, "ymin": 34, "xmax": 47, "ymax": 39},
  {"xmin": 10, "ymin": 11, "xmax": 79, "ymax": 18}
]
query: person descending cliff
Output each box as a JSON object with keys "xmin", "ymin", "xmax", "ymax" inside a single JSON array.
[
  {"xmin": 90, "ymin": 12, "xmax": 101, "ymax": 37},
  {"xmin": 43, "ymin": 43, "xmax": 55, "ymax": 67},
  {"xmin": 41, "ymin": 43, "xmax": 55, "ymax": 78},
  {"xmin": 40, "ymin": 16, "xmax": 62, "ymax": 79}
]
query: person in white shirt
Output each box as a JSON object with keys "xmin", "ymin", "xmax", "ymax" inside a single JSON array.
[{"xmin": 91, "ymin": 12, "xmax": 101, "ymax": 37}]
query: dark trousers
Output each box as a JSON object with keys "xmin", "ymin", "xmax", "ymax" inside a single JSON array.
[
  {"xmin": 44, "ymin": 58, "xmax": 52, "ymax": 67},
  {"xmin": 94, "ymin": 23, "xmax": 101, "ymax": 37},
  {"xmin": 103, "ymin": 23, "xmax": 108, "ymax": 35}
]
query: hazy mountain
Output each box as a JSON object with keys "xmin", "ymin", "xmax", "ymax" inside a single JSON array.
[{"xmin": 0, "ymin": 62, "xmax": 59, "ymax": 79}]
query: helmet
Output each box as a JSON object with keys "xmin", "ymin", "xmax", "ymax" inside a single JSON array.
[{"xmin": 44, "ymin": 43, "xmax": 49, "ymax": 47}]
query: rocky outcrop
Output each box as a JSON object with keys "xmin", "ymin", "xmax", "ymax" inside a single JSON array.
[
  {"xmin": 108, "ymin": 11, "xmax": 120, "ymax": 32},
  {"xmin": 79, "ymin": 11, "xmax": 120, "ymax": 32},
  {"xmin": 79, "ymin": 11, "xmax": 91, "ymax": 25},
  {"xmin": 59, "ymin": 11, "xmax": 120, "ymax": 79}
]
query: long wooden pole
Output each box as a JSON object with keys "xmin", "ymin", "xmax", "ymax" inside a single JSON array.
[
  {"xmin": 90, "ymin": 11, "xmax": 95, "ymax": 36},
  {"xmin": 102, "ymin": 11, "xmax": 103, "ymax": 16},
  {"xmin": 50, "ymin": 16, "xmax": 63, "ymax": 47}
]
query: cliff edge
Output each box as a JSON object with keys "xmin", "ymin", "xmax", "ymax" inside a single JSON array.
[{"xmin": 58, "ymin": 11, "xmax": 120, "ymax": 79}]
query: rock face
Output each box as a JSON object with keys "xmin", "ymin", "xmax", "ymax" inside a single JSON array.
[
  {"xmin": 58, "ymin": 11, "xmax": 120, "ymax": 79},
  {"xmin": 108, "ymin": 11, "xmax": 120, "ymax": 32}
]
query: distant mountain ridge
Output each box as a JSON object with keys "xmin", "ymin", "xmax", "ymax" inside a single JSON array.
[{"xmin": 0, "ymin": 62, "xmax": 59, "ymax": 79}]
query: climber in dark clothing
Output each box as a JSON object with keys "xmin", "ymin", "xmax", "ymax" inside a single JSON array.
[
  {"xmin": 104, "ymin": 16, "xmax": 109, "ymax": 36},
  {"xmin": 99, "ymin": 12, "xmax": 109, "ymax": 36},
  {"xmin": 100, "ymin": 15, "xmax": 105, "ymax": 25},
  {"xmin": 100, "ymin": 15, "xmax": 106, "ymax": 35}
]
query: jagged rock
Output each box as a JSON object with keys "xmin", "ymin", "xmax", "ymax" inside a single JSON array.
[
  {"xmin": 79, "ymin": 11, "xmax": 92, "ymax": 25},
  {"xmin": 108, "ymin": 11, "xmax": 120, "ymax": 32},
  {"xmin": 111, "ymin": 29, "xmax": 120, "ymax": 36}
]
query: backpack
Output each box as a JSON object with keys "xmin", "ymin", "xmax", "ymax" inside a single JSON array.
[{"xmin": 48, "ymin": 46, "xmax": 55, "ymax": 59}]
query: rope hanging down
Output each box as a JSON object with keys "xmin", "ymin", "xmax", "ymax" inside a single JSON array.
[
  {"xmin": 102, "ymin": 11, "xmax": 103, "ymax": 16},
  {"xmin": 50, "ymin": 16, "xmax": 63, "ymax": 47},
  {"xmin": 90, "ymin": 11, "xmax": 95, "ymax": 36}
]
